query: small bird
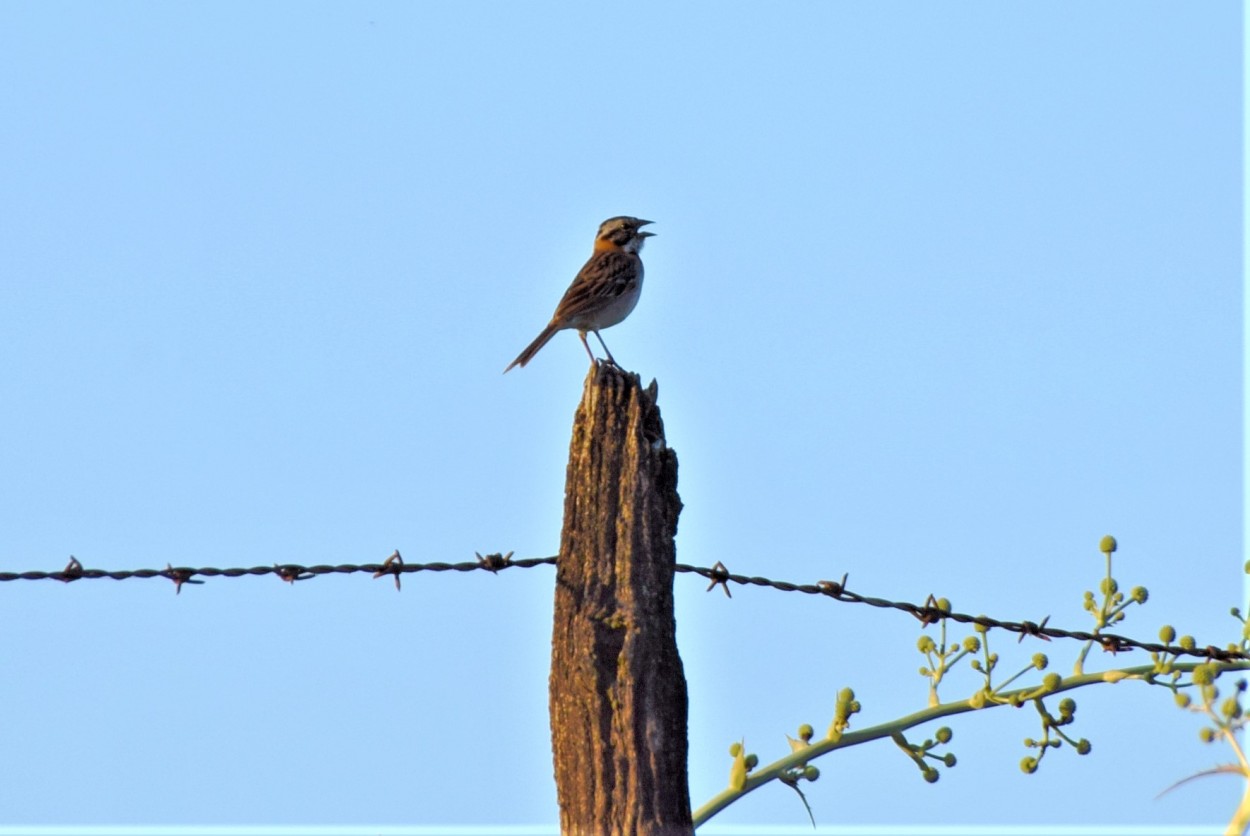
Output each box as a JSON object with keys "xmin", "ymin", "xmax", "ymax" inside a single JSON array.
[{"xmin": 504, "ymin": 216, "xmax": 655, "ymax": 373}]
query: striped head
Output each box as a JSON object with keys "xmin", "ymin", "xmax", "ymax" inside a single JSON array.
[{"xmin": 594, "ymin": 216, "xmax": 655, "ymax": 254}]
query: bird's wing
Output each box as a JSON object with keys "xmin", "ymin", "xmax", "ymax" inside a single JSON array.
[{"xmin": 551, "ymin": 250, "xmax": 639, "ymax": 324}]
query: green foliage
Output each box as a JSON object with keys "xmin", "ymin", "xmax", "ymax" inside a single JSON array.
[
  {"xmin": 827, "ymin": 687, "xmax": 860, "ymax": 741},
  {"xmin": 693, "ymin": 535, "xmax": 1250, "ymax": 831},
  {"xmin": 727, "ymin": 740, "xmax": 748, "ymax": 791},
  {"xmin": 892, "ymin": 728, "xmax": 957, "ymax": 784}
]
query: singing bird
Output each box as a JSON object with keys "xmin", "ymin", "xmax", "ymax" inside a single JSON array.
[{"xmin": 504, "ymin": 216, "xmax": 655, "ymax": 372}]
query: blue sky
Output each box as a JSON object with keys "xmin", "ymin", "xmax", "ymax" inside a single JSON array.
[{"xmin": 0, "ymin": 2, "xmax": 1242, "ymax": 831}]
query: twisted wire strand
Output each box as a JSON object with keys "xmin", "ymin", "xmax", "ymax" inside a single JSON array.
[{"xmin": 3, "ymin": 553, "xmax": 1241, "ymax": 663}]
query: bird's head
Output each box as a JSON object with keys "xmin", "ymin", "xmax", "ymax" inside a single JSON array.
[{"xmin": 595, "ymin": 216, "xmax": 655, "ymax": 254}]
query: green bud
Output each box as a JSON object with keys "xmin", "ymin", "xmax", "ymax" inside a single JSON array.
[
  {"xmin": 1131, "ymin": 586, "xmax": 1148, "ymax": 604},
  {"xmin": 803, "ymin": 765, "xmax": 820, "ymax": 781},
  {"xmin": 936, "ymin": 727, "xmax": 953, "ymax": 744},
  {"xmin": 744, "ymin": 753, "xmax": 758, "ymax": 770},
  {"xmin": 1221, "ymin": 697, "xmax": 1241, "ymax": 720},
  {"xmin": 798, "ymin": 724, "xmax": 814, "ymax": 743},
  {"xmin": 942, "ymin": 753, "xmax": 957, "ymax": 767},
  {"xmin": 963, "ymin": 636, "xmax": 981, "ymax": 653},
  {"xmin": 1180, "ymin": 635, "xmax": 1197, "ymax": 651},
  {"xmin": 1032, "ymin": 653, "xmax": 1049, "ymax": 670},
  {"xmin": 1099, "ymin": 535, "xmax": 1117, "ymax": 554},
  {"xmin": 1199, "ymin": 727, "xmax": 1215, "ymax": 743},
  {"xmin": 917, "ymin": 636, "xmax": 936, "ymax": 653},
  {"xmin": 922, "ymin": 767, "xmax": 939, "ymax": 784},
  {"xmin": 935, "ymin": 598, "xmax": 951, "ymax": 613},
  {"xmin": 1058, "ymin": 697, "xmax": 1076, "ymax": 716},
  {"xmin": 969, "ymin": 691, "xmax": 987, "ymax": 709},
  {"xmin": 975, "ymin": 620, "xmax": 988, "ymax": 633},
  {"xmin": 1159, "ymin": 625, "xmax": 1176, "ymax": 643},
  {"xmin": 729, "ymin": 742, "xmax": 742, "ymax": 757},
  {"xmin": 729, "ymin": 759, "xmax": 747, "ymax": 791},
  {"xmin": 1043, "ymin": 673, "xmax": 1062, "ymax": 692},
  {"xmin": 1076, "ymin": 739, "xmax": 1091, "ymax": 755},
  {"xmin": 1023, "ymin": 737, "xmax": 1035, "ymax": 747},
  {"xmin": 1020, "ymin": 756, "xmax": 1038, "ymax": 774},
  {"xmin": 829, "ymin": 688, "xmax": 857, "ymax": 739},
  {"xmin": 1175, "ymin": 692, "xmax": 1191, "ymax": 708}
]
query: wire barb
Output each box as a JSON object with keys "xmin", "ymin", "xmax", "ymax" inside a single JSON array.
[
  {"xmin": 58, "ymin": 556, "xmax": 84, "ymax": 583},
  {"xmin": 705, "ymin": 561, "xmax": 732, "ymax": 598},
  {"xmin": 817, "ymin": 574, "xmax": 848, "ymax": 597},
  {"xmin": 475, "ymin": 551, "xmax": 514, "ymax": 573},
  {"xmin": 164, "ymin": 563, "xmax": 204, "ymax": 595},
  {"xmin": 275, "ymin": 564, "xmax": 314, "ymax": 584},
  {"xmin": 1018, "ymin": 616, "xmax": 1052, "ymax": 643},
  {"xmin": 372, "ymin": 550, "xmax": 405, "ymax": 591},
  {"xmin": 914, "ymin": 593, "xmax": 945, "ymax": 628}
]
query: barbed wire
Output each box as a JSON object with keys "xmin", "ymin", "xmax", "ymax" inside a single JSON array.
[
  {"xmin": 0, "ymin": 552, "xmax": 553, "ymax": 590},
  {"xmin": 4, "ymin": 552, "xmax": 1245, "ymax": 664}
]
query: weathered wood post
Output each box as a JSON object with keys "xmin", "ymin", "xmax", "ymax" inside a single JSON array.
[{"xmin": 549, "ymin": 364, "xmax": 693, "ymax": 836}]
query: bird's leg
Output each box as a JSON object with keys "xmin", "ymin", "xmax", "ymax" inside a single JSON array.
[
  {"xmin": 577, "ymin": 330, "xmax": 598, "ymax": 364},
  {"xmin": 591, "ymin": 330, "xmax": 619, "ymax": 367}
]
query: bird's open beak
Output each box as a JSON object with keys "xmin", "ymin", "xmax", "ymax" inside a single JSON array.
[{"xmin": 637, "ymin": 219, "xmax": 656, "ymax": 237}]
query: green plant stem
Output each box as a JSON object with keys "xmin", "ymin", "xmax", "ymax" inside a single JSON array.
[
  {"xmin": 1225, "ymin": 777, "xmax": 1250, "ymax": 836},
  {"xmin": 692, "ymin": 660, "xmax": 1250, "ymax": 829},
  {"xmin": 1209, "ymin": 699, "xmax": 1250, "ymax": 836},
  {"xmin": 1075, "ymin": 552, "xmax": 1117, "ymax": 676}
]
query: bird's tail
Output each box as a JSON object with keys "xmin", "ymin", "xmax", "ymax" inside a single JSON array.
[{"xmin": 504, "ymin": 322, "xmax": 561, "ymax": 373}]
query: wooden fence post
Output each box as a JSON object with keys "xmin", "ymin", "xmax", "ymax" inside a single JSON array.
[{"xmin": 548, "ymin": 364, "xmax": 693, "ymax": 836}]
